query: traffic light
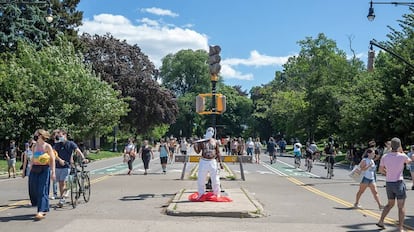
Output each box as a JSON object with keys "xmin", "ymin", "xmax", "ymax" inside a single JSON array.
[
  {"xmin": 196, "ymin": 95, "xmax": 205, "ymax": 113},
  {"xmin": 216, "ymin": 94, "xmax": 226, "ymax": 113},
  {"xmin": 208, "ymin": 45, "xmax": 221, "ymax": 79}
]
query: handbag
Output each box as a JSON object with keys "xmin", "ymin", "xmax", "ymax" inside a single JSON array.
[
  {"xmin": 123, "ymin": 153, "xmax": 130, "ymax": 163},
  {"xmin": 349, "ymin": 165, "xmax": 362, "ymax": 182}
]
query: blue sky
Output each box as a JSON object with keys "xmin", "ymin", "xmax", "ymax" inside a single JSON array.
[{"xmin": 77, "ymin": 0, "xmax": 410, "ymax": 92}]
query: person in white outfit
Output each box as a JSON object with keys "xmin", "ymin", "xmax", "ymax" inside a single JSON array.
[{"xmin": 194, "ymin": 127, "xmax": 223, "ymax": 198}]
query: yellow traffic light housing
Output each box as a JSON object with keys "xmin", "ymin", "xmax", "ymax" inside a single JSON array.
[{"xmin": 195, "ymin": 93, "xmax": 226, "ymax": 115}]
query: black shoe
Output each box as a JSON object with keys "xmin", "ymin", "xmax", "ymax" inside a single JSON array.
[{"xmin": 412, "ymin": 185, "xmax": 414, "ymax": 190}]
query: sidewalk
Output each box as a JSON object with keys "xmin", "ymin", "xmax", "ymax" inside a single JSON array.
[{"xmin": 166, "ymin": 187, "xmax": 264, "ymax": 218}]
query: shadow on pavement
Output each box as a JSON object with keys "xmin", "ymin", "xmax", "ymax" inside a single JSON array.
[
  {"xmin": 341, "ymin": 222, "xmax": 386, "ymax": 232},
  {"xmin": 0, "ymin": 214, "xmax": 35, "ymax": 222},
  {"xmin": 120, "ymin": 193, "xmax": 175, "ymax": 201}
]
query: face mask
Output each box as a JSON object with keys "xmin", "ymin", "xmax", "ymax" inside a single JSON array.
[
  {"xmin": 33, "ymin": 135, "xmax": 39, "ymax": 141},
  {"xmin": 59, "ymin": 136, "xmax": 65, "ymax": 142}
]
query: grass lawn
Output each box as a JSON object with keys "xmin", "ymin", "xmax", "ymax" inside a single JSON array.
[{"xmin": 0, "ymin": 150, "xmax": 122, "ymax": 174}]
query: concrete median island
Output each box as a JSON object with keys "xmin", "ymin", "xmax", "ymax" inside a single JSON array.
[{"xmin": 166, "ymin": 188, "xmax": 264, "ymax": 218}]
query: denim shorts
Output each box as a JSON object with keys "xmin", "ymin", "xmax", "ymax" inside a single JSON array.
[
  {"xmin": 385, "ymin": 180, "xmax": 406, "ymax": 200},
  {"xmin": 361, "ymin": 176, "xmax": 374, "ymax": 184},
  {"xmin": 55, "ymin": 168, "xmax": 70, "ymax": 182}
]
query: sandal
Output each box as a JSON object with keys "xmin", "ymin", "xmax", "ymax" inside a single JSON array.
[{"xmin": 34, "ymin": 213, "xmax": 45, "ymax": 221}]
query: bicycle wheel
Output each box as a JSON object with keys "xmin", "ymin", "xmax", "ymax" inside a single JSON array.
[
  {"xmin": 327, "ymin": 163, "xmax": 332, "ymax": 179},
  {"xmin": 70, "ymin": 174, "xmax": 79, "ymax": 208},
  {"xmin": 82, "ymin": 172, "xmax": 91, "ymax": 202},
  {"xmin": 307, "ymin": 159, "xmax": 312, "ymax": 172}
]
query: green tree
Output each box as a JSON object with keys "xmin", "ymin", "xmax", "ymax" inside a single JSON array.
[
  {"xmin": 160, "ymin": 49, "xmax": 211, "ymax": 97},
  {"xmin": 0, "ymin": 0, "xmax": 82, "ymax": 52},
  {"xmin": 370, "ymin": 10, "xmax": 414, "ymax": 143},
  {"xmin": 0, "ymin": 39, "xmax": 128, "ymax": 141},
  {"xmin": 79, "ymin": 33, "xmax": 178, "ymax": 134},
  {"xmin": 252, "ymin": 33, "xmax": 366, "ymax": 143}
]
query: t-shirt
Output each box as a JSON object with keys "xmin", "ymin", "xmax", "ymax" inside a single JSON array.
[
  {"xmin": 246, "ymin": 141, "xmax": 254, "ymax": 149},
  {"xmin": 362, "ymin": 158, "xmax": 376, "ymax": 180},
  {"xmin": 379, "ymin": 152, "xmax": 410, "ymax": 182},
  {"xmin": 54, "ymin": 141, "xmax": 78, "ymax": 168},
  {"xmin": 7, "ymin": 146, "xmax": 17, "ymax": 159}
]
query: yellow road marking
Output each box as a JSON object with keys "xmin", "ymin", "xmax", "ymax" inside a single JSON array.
[{"xmin": 286, "ymin": 177, "xmax": 412, "ymax": 231}]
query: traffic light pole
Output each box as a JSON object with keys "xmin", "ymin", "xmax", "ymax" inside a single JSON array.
[{"xmin": 211, "ymin": 74, "xmax": 218, "ymax": 137}]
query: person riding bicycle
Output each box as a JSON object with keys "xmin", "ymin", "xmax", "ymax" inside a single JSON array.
[
  {"xmin": 304, "ymin": 142, "xmax": 313, "ymax": 163},
  {"xmin": 293, "ymin": 142, "xmax": 302, "ymax": 166},
  {"xmin": 324, "ymin": 142, "xmax": 336, "ymax": 176}
]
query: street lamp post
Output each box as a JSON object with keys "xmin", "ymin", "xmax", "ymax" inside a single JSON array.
[{"xmin": 367, "ymin": 0, "xmax": 414, "ymax": 21}]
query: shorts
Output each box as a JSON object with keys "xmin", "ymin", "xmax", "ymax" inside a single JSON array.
[
  {"xmin": 160, "ymin": 156, "xmax": 168, "ymax": 164},
  {"xmin": 55, "ymin": 168, "xmax": 70, "ymax": 182},
  {"xmin": 7, "ymin": 158, "xmax": 16, "ymax": 167},
  {"xmin": 360, "ymin": 176, "xmax": 375, "ymax": 184},
  {"xmin": 385, "ymin": 180, "xmax": 406, "ymax": 200}
]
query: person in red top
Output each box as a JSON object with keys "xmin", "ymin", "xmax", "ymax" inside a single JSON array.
[{"xmin": 376, "ymin": 137, "xmax": 413, "ymax": 231}]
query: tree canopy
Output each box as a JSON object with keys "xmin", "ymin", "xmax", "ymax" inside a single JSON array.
[
  {"xmin": 0, "ymin": 39, "xmax": 128, "ymax": 141},
  {"xmin": 79, "ymin": 33, "xmax": 178, "ymax": 134}
]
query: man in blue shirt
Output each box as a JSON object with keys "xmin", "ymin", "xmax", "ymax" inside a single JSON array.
[{"xmin": 53, "ymin": 129, "xmax": 87, "ymax": 207}]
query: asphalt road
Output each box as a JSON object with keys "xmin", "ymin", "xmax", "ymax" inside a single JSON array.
[{"xmin": 1, "ymin": 153, "xmax": 414, "ymax": 232}]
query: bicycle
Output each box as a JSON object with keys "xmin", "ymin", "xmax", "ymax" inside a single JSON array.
[
  {"xmin": 69, "ymin": 159, "xmax": 91, "ymax": 208},
  {"xmin": 294, "ymin": 155, "xmax": 301, "ymax": 168},
  {"xmin": 305, "ymin": 156, "xmax": 313, "ymax": 172},
  {"xmin": 326, "ymin": 154, "xmax": 335, "ymax": 179}
]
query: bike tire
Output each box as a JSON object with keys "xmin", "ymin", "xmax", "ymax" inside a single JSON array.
[
  {"xmin": 327, "ymin": 163, "xmax": 332, "ymax": 179},
  {"xmin": 70, "ymin": 174, "xmax": 79, "ymax": 208},
  {"xmin": 307, "ymin": 160, "xmax": 312, "ymax": 172},
  {"xmin": 82, "ymin": 173, "xmax": 91, "ymax": 202}
]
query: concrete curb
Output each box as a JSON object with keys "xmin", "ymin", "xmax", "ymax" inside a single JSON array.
[{"xmin": 166, "ymin": 188, "xmax": 264, "ymax": 218}]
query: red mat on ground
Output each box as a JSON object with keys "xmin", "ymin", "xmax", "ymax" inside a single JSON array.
[{"xmin": 188, "ymin": 192, "xmax": 233, "ymax": 202}]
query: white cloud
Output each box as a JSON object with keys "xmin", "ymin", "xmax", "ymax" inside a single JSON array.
[
  {"xmin": 78, "ymin": 14, "xmax": 290, "ymax": 82},
  {"xmin": 223, "ymin": 50, "xmax": 289, "ymax": 67},
  {"xmin": 221, "ymin": 64, "xmax": 254, "ymax": 81},
  {"xmin": 78, "ymin": 14, "xmax": 208, "ymax": 67},
  {"xmin": 139, "ymin": 17, "xmax": 159, "ymax": 27},
  {"xmin": 220, "ymin": 50, "xmax": 290, "ymax": 80},
  {"xmin": 141, "ymin": 7, "xmax": 179, "ymax": 17}
]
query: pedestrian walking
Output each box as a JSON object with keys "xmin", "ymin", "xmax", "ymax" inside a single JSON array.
[
  {"xmin": 124, "ymin": 138, "xmax": 137, "ymax": 175},
  {"xmin": 138, "ymin": 140, "xmax": 154, "ymax": 175},
  {"xmin": 267, "ymin": 137, "xmax": 277, "ymax": 164},
  {"xmin": 246, "ymin": 137, "xmax": 254, "ymax": 156},
  {"xmin": 353, "ymin": 148, "xmax": 384, "ymax": 210},
  {"xmin": 406, "ymin": 145, "xmax": 414, "ymax": 190},
  {"xmin": 29, "ymin": 129, "xmax": 56, "ymax": 220},
  {"xmin": 5, "ymin": 140, "xmax": 18, "ymax": 178},
  {"xmin": 254, "ymin": 138, "xmax": 262, "ymax": 163},
  {"xmin": 53, "ymin": 129, "xmax": 88, "ymax": 207},
  {"xmin": 159, "ymin": 139, "xmax": 170, "ymax": 174},
  {"xmin": 376, "ymin": 137, "xmax": 413, "ymax": 231},
  {"xmin": 179, "ymin": 137, "xmax": 188, "ymax": 155},
  {"xmin": 21, "ymin": 140, "xmax": 34, "ymax": 178}
]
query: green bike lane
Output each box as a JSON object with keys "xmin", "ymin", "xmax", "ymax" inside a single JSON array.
[{"xmin": 261, "ymin": 158, "xmax": 320, "ymax": 178}]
